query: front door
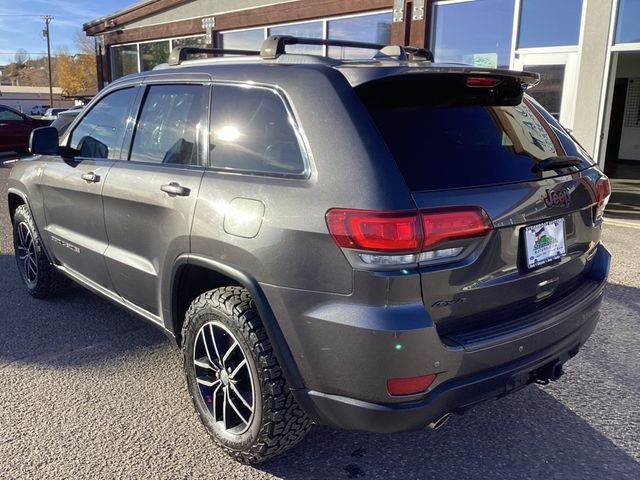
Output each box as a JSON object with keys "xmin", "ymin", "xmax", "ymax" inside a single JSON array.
[
  {"xmin": 39, "ymin": 86, "xmax": 138, "ymax": 290},
  {"xmin": 513, "ymin": 51, "xmax": 579, "ymax": 129},
  {"xmin": 102, "ymin": 83, "xmax": 207, "ymax": 318}
]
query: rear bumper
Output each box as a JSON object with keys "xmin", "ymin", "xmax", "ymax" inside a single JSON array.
[{"xmin": 289, "ymin": 244, "xmax": 609, "ymax": 433}]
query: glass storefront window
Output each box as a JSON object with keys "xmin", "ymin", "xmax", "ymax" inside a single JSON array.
[
  {"xmin": 111, "ymin": 44, "xmax": 139, "ymax": 80},
  {"xmin": 431, "ymin": 0, "xmax": 515, "ymax": 68},
  {"xmin": 519, "ymin": 0, "xmax": 582, "ymax": 48},
  {"xmin": 269, "ymin": 22, "xmax": 323, "ymax": 55},
  {"xmin": 327, "ymin": 12, "xmax": 392, "ymax": 59},
  {"xmin": 616, "ymin": 0, "xmax": 640, "ymax": 44},
  {"xmin": 219, "ymin": 29, "xmax": 265, "ymax": 51},
  {"xmin": 140, "ymin": 40, "xmax": 170, "ymax": 71},
  {"xmin": 523, "ymin": 64, "xmax": 566, "ymax": 119},
  {"xmin": 172, "ymin": 36, "xmax": 209, "ymax": 59},
  {"xmin": 172, "ymin": 35, "xmax": 208, "ymax": 49}
]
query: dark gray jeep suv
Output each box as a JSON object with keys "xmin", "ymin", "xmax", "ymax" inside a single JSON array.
[{"xmin": 8, "ymin": 36, "xmax": 611, "ymax": 463}]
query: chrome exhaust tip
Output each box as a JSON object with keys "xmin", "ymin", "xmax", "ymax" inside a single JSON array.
[{"xmin": 427, "ymin": 412, "xmax": 452, "ymax": 430}]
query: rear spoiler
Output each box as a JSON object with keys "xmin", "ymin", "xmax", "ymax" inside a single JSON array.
[{"xmin": 353, "ymin": 69, "xmax": 541, "ymax": 107}]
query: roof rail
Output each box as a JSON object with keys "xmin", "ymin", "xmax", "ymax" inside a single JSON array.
[
  {"xmin": 260, "ymin": 35, "xmax": 434, "ymax": 62},
  {"xmin": 168, "ymin": 46, "xmax": 260, "ymax": 65}
]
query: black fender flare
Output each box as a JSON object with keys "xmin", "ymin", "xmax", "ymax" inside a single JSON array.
[{"xmin": 168, "ymin": 253, "xmax": 305, "ymax": 390}]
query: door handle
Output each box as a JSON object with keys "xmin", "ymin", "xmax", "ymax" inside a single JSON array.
[
  {"xmin": 0, "ymin": 123, "xmax": 7, "ymax": 127},
  {"xmin": 160, "ymin": 182, "xmax": 190, "ymax": 197},
  {"xmin": 81, "ymin": 172, "xmax": 100, "ymax": 183}
]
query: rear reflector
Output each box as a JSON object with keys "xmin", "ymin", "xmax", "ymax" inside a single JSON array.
[
  {"xmin": 387, "ymin": 374, "xmax": 436, "ymax": 396},
  {"xmin": 326, "ymin": 207, "xmax": 492, "ymax": 253}
]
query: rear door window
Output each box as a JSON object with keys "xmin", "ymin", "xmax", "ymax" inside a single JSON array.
[
  {"xmin": 358, "ymin": 77, "xmax": 592, "ymax": 191},
  {"xmin": 129, "ymin": 84, "xmax": 206, "ymax": 166},
  {"xmin": 208, "ymin": 84, "xmax": 308, "ymax": 177}
]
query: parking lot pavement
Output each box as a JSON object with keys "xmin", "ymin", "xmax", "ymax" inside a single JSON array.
[{"xmin": 1, "ymin": 163, "xmax": 639, "ymax": 479}]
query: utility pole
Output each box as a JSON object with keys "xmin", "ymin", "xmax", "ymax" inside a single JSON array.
[{"xmin": 42, "ymin": 15, "xmax": 54, "ymax": 107}]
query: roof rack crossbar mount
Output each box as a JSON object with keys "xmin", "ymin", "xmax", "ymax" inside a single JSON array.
[
  {"xmin": 260, "ymin": 35, "xmax": 434, "ymax": 61},
  {"xmin": 261, "ymin": 36, "xmax": 386, "ymax": 59},
  {"xmin": 168, "ymin": 46, "xmax": 260, "ymax": 65}
]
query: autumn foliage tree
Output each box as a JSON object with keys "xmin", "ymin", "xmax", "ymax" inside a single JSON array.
[{"xmin": 56, "ymin": 31, "xmax": 97, "ymax": 96}]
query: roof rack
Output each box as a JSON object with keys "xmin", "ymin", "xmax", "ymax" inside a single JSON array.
[
  {"xmin": 168, "ymin": 46, "xmax": 260, "ymax": 65},
  {"xmin": 260, "ymin": 35, "xmax": 434, "ymax": 62}
]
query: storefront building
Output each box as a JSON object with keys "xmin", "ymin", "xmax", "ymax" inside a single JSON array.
[{"xmin": 84, "ymin": 0, "xmax": 640, "ymax": 172}]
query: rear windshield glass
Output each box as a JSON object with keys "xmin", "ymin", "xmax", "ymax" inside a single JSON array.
[{"xmin": 358, "ymin": 77, "xmax": 592, "ymax": 191}]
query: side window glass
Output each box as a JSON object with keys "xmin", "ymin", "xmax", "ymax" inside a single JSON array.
[
  {"xmin": 129, "ymin": 84, "xmax": 205, "ymax": 165},
  {"xmin": 209, "ymin": 85, "xmax": 307, "ymax": 176},
  {"xmin": 0, "ymin": 107, "xmax": 23, "ymax": 121},
  {"xmin": 69, "ymin": 88, "xmax": 135, "ymax": 159}
]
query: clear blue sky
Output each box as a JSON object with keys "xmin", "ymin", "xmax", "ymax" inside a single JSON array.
[{"xmin": 0, "ymin": 0, "xmax": 137, "ymax": 65}]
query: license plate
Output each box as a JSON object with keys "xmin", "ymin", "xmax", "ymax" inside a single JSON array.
[{"xmin": 524, "ymin": 219, "xmax": 567, "ymax": 269}]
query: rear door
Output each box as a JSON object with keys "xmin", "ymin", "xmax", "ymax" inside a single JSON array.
[
  {"xmin": 102, "ymin": 81, "xmax": 208, "ymax": 318},
  {"xmin": 358, "ymin": 73, "xmax": 607, "ymax": 337},
  {"xmin": 39, "ymin": 86, "xmax": 138, "ymax": 289}
]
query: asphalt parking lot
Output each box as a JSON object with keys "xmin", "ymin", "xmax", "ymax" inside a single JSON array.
[{"xmin": 1, "ymin": 155, "xmax": 639, "ymax": 479}]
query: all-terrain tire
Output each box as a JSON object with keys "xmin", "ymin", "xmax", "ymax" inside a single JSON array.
[
  {"xmin": 182, "ymin": 286, "xmax": 311, "ymax": 464},
  {"xmin": 12, "ymin": 204, "xmax": 71, "ymax": 298}
]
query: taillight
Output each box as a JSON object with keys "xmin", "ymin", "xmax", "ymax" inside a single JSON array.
[
  {"xmin": 325, "ymin": 209, "xmax": 422, "ymax": 252},
  {"xmin": 421, "ymin": 207, "xmax": 492, "ymax": 250},
  {"xmin": 326, "ymin": 207, "xmax": 492, "ymax": 268},
  {"xmin": 595, "ymin": 176, "xmax": 611, "ymax": 221}
]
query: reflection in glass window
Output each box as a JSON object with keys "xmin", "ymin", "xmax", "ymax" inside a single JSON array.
[
  {"xmin": 140, "ymin": 40, "xmax": 170, "ymax": 71},
  {"xmin": 327, "ymin": 12, "xmax": 392, "ymax": 59},
  {"xmin": 269, "ymin": 22, "xmax": 323, "ymax": 55},
  {"xmin": 616, "ymin": 0, "xmax": 640, "ymax": 44},
  {"xmin": 209, "ymin": 85, "xmax": 306, "ymax": 176},
  {"xmin": 172, "ymin": 35, "xmax": 208, "ymax": 49},
  {"xmin": 519, "ymin": 0, "xmax": 582, "ymax": 48},
  {"xmin": 70, "ymin": 88, "xmax": 136, "ymax": 159},
  {"xmin": 111, "ymin": 45, "xmax": 139, "ymax": 80},
  {"xmin": 130, "ymin": 85, "xmax": 205, "ymax": 165},
  {"xmin": 431, "ymin": 0, "xmax": 514, "ymax": 68},
  {"xmin": 523, "ymin": 64, "xmax": 566, "ymax": 119},
  {"xmin": 219, "ymin": 29, "xmax": 265, "ymax": 51}
]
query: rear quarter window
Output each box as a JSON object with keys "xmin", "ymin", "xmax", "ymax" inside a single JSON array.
[{"xmin": 208, "ymin": 84, "xmax": 308, "ymax": 177}]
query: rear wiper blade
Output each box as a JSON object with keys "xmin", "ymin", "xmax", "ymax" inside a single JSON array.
[{"xmin": 533, "ymin": 156, "xmax": 583, "ymax": 172}]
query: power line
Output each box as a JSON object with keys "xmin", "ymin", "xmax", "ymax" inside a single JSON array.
[{"xmin": 0, "ymin": 13, "xmax": 53, "ymax": 17}]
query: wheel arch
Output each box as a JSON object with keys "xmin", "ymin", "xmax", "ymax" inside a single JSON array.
[
  {"xmin": 7, "ymin": 188, "xmax": 29, "ymax": 223},
  {"xmin": 168, "ymin": 254, "xmax": 304, "ymax": 389}
]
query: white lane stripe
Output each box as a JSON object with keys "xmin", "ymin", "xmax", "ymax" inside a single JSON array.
[{"xmin": 604, "ymin": 218, "xmax": 640, "ymax": 230}]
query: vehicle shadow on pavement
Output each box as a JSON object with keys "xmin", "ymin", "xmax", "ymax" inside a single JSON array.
[
  {"xmin": 260, "ymin": 385, "xmax": 640, "ymax": 480},
  {"xmin": 0, "ymin": 254, "xmax": 167, "ymax": 366}
]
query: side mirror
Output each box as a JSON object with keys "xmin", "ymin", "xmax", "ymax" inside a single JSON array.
[{"xmin": 29, "ymin": 126, "xmax": 59, "ymax": 155}]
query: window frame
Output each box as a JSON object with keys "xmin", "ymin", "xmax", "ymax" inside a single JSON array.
[
  {"xmin": 206, "ymin": 81, "xmax": 312, "ymax": 180},
  {"xmin": 66, "ymin": 85, "xmax": 140, "ymax": 161}
]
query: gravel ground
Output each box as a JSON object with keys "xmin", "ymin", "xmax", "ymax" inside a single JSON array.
[{"xmin": 1, "ymin": 157, "xmax": 638, "ymax": 479}]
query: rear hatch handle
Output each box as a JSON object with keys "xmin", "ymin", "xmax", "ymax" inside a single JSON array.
[{"xmin": 533, "ymin": 156, "xmax": 582, "ymax": 172}]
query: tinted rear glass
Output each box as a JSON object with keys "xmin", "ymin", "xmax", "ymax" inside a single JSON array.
[{"xmin": 358, "ymin": 77, "xmax": 592, "ymax": 191}]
